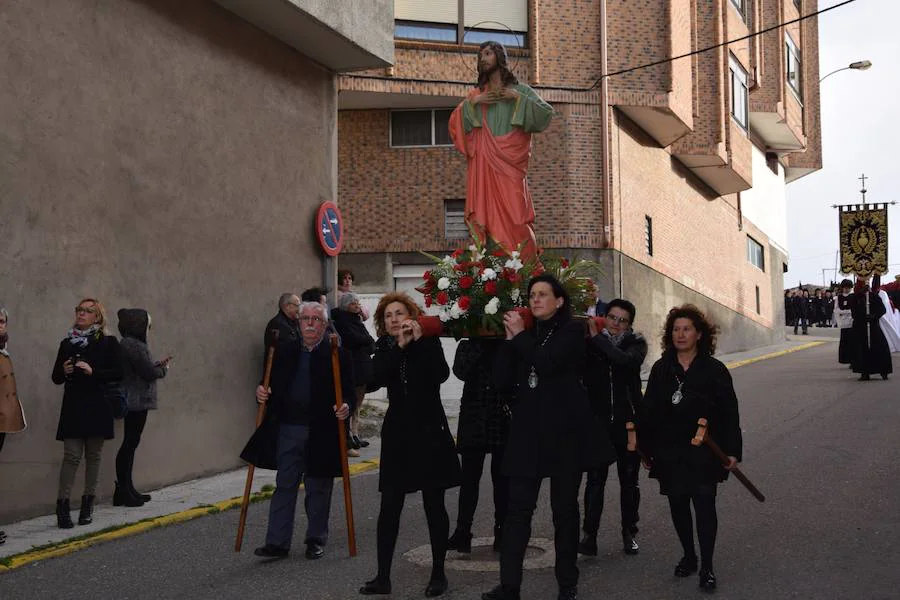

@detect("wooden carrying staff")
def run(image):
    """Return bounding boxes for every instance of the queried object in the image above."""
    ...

[625,421,652,469]
[234,330,279,552]
[691,418,766,503]
[330,334,357,557]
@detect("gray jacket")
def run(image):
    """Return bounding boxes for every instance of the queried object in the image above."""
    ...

[117,309,167,411]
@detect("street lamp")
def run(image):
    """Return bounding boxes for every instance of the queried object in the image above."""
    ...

[819,60,873,83]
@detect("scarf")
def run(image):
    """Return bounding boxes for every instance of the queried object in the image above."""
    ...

[604,328,629,347]
[0,333,8,357]
[67,325,100,348]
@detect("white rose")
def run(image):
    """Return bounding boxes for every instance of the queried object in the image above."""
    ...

[510,288,520,302]
[481,268,497,281]
[485,297,501,315]
[504,258,523,270]
[437,277,451,290]
[450,302,462,319]
[439,308,452,322]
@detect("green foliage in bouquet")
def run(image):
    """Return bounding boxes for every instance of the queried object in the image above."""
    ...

[418,231,603,338]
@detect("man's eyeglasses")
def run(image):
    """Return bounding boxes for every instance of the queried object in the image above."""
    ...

[606,315,630,325]
[75,307,97,315]
[299,316,325,324]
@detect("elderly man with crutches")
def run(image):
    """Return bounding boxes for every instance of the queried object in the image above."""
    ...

[239,301,356,560]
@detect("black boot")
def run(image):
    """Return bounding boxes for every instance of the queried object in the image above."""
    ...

[577,533,597,556]
[447,529,473,553]
[622,530,639,555]
[56,498,74,529]
[113,481,144,507]
[78,495,95,525]
[129,482,151,503]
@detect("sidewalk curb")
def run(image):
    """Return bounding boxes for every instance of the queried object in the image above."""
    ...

[723,341,827,370]
[0,459,380,573]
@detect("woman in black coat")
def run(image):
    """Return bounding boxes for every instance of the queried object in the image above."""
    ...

[359,292,461,598]
[640,304,742,593]
[447,338,510,554]
[51,298,123,529]
[331,292,375,450]
[835,280,855,365]
[849,277,892,381]
[483,274,614,600]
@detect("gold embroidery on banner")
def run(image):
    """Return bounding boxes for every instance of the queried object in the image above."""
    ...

[839,207,889,276]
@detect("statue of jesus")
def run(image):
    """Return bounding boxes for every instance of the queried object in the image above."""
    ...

[449,41,553,260]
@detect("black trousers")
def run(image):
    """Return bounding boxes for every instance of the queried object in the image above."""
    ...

[115,410,148,489]
[501,471,582,591]
[376,488,448,582]
[667,490,718,570]
[0,432,5,454]
[456,447,508,534]
[582,443,640,536]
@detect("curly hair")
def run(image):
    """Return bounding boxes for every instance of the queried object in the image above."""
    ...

[661,304,719,355]
[374,292,422,338]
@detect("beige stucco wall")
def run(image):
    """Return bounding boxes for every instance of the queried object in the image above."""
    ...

[0,0,340,521]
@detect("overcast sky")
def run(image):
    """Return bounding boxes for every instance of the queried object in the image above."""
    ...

[785,0,900,288]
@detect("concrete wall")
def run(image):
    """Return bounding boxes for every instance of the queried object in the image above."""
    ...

[0,0,338,521]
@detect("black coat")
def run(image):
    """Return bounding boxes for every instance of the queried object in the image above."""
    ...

[836,294,855,364]
[331,309,375,388]
[791,295,809,318]
[240,337,355,477]
[495,315,615,478]
[583,331,648,446]
[452,339,510,453]
[849,292,893,376]
[262,312,301,369]
[373,335,461,493]
[640,351,742,491]
[51,333,123,441]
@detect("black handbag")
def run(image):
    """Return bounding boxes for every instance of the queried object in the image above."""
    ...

[104,381,128,419]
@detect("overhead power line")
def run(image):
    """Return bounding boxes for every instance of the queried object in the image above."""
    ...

[586,0,860,90]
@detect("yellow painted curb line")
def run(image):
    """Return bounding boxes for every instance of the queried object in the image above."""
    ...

[0,459,380,573]
[724,341,827,370]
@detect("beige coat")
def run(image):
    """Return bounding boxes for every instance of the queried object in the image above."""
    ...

[0,354,26,433]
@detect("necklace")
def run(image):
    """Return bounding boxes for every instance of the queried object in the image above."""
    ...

[671,373,684,405]
[527,324,557,389]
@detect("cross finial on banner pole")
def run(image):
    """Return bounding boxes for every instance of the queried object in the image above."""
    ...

[859,173,868,206]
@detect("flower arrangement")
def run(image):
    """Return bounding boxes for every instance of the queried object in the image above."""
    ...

[417,235,603,338]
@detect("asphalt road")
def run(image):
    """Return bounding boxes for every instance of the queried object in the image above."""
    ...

[1,343,897,600]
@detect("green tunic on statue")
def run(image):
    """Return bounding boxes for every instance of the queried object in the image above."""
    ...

[458,83,553,135]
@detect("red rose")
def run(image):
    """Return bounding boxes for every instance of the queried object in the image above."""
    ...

[453,263,467,272]
[485,281,498,295]
[505,269,520,283]
[532,264,545,276]
[458,296,471,310]
[451,248,464,258]
[437,291,449,305]
[424,295,433,307]
[459,276,474,289]
[560,259,569,268]
[492,249,508,257]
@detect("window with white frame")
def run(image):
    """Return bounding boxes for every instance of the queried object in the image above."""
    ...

[747,236,765,271]
[444,200,468,239]
[390,109,453,147]
[394,0,528,47]
[785,34,802,100]
[729,54,749,129]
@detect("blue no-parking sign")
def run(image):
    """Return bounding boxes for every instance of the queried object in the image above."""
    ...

[316,201,344,257]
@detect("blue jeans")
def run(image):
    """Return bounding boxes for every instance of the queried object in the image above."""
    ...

[265,424,335,549]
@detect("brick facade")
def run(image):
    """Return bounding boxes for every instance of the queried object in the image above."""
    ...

[337,0,822,343]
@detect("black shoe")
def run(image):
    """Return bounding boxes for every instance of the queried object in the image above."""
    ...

[425,576,448,597]
[348,435,361,450]
[113,481,144,507]
[305,542,325,560]
[492,524,503,552]
[674,555,698,577]
[699,568,717,592]
[859,374,871,381]
[482,585,521,600]
[577,534,597,556]
[558,587,578,600]
[130,484,151,502]
[881,373,889,380]
[622,532,639,555]
[0,530,7,545]
[56,498,74,529]
[253,544,289,558]
[77,495,95,526]
[447,529,473,553]
[352,434,370,448]
[359,578,391,595]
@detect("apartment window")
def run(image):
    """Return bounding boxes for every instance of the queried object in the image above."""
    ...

[390,109,453,147]
[644,216,654,257]
[729,54,749,129]
[785,34,802,100]
[747,236,765,271]
[394,0,528,48]
[730,0,746,19]
[444,200,468,239]
[755,285,761,314]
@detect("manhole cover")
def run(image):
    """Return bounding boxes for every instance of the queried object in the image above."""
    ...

[404,537,555,572]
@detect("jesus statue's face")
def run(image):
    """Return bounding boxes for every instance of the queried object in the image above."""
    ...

[478,46,498,76]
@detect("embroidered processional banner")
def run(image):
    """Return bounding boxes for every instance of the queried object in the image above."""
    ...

[839,205,889,276]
